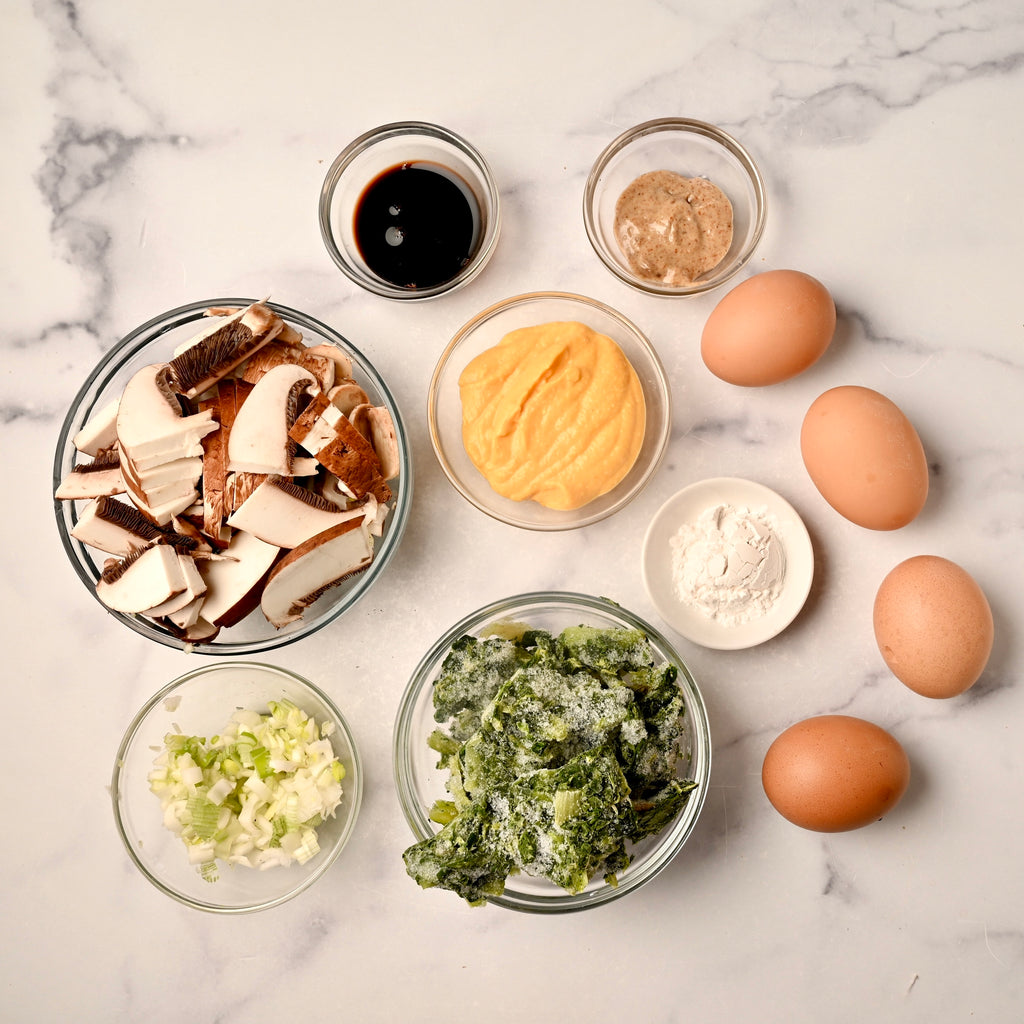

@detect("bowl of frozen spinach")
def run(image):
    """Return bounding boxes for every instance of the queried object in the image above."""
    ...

[392,591,712,913]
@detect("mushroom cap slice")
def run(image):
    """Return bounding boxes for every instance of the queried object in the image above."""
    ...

[73,397,120,456]
[260,520,374,628]
[227,363,317,475]
[142,552,207,617]
[168,301,283,399]
[55,452,125,500]
[70,495,167,556]
[95,544,188,614]
[240,341,335,391]
[226,476,367,549]
[116,363,218,462]
[196,528,280,628]
[118,446,200,525]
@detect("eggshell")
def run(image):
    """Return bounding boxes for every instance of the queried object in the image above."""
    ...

[700,269,836,386]
[762,715,910,832]
[873,555,993,698]
[800,385,928,530]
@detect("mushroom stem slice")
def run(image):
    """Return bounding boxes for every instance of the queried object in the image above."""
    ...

[326,380,367,416]
[365,406,401,480]
[307,343,353,383]
[260,520,374,629]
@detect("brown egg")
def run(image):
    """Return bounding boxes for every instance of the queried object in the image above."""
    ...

[762,715,910,832]
[700,269,836,386]
[800,385,928,530]
[873,555,994,698]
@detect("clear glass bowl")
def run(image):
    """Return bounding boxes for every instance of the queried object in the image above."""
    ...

[52,298,412,655]
[319,121,501,300]
[583,118,767,297]
[393,591,711,913]
[427,292,672,530]
[112,662,363,913]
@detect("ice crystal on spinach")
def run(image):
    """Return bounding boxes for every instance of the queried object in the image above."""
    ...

[404,622,699,905]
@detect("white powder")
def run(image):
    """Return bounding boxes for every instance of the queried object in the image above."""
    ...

[669,503,786,626]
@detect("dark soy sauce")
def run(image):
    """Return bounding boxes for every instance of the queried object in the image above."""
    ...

[354,162,480,290]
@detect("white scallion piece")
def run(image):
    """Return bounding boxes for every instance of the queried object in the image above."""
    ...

[147,699,345,881]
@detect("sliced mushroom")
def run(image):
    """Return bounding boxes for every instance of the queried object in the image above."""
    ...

[227,476,368,549]
[118,447,201,526]
[315,435,392,503]
[95,544,188,614]
[240,341,335,391]
[164,615,220,643]
[289,397,391,502]
[328,380,369,417]
[55,451,125,500]
[163,594,206,631]
[347,402,372,441]
[307,343,353,383]
[142,552,207,618]
[168,514,216,553]
[225,470,268,514]
[196,528,280,628]
[227,363,317,475]
[203,306,304,347]
[290,392,342,456]
[319,472,358,507]
[73,397,120,456]
[199,379,252,531]
[70,495,167,556]
[167,301,283,399]
[365,406,400,480]
[260,520,374,628]
[116,363,218,464]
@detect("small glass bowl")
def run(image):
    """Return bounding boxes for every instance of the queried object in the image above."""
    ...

[393,591,711,914]
[112,662,363,913]
[428,292,672,530]
[52,298,412,655]
[319,121,501,300]
[583,118,767,297]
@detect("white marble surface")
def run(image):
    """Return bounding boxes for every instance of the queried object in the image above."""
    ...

[5,0,1023,1020]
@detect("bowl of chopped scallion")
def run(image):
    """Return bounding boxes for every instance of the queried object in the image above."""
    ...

[112,662,362,913]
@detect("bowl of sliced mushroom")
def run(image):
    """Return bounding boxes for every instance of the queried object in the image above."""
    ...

[53,297,412,654]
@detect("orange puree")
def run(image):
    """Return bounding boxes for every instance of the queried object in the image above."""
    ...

[458,321,646,510]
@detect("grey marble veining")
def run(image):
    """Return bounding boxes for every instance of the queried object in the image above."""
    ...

[5,0,1024,1021]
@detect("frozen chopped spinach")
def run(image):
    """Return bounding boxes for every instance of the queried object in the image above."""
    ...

[403,624,698,904]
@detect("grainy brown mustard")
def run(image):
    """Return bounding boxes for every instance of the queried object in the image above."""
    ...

[614,170,733,285]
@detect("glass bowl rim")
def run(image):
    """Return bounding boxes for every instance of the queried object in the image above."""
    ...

[318,120,502,301]
[426,290,673,531]
[110,659,364,914]
[392,590,712,914]
[583,116,767,297]
[52,296,413,656]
